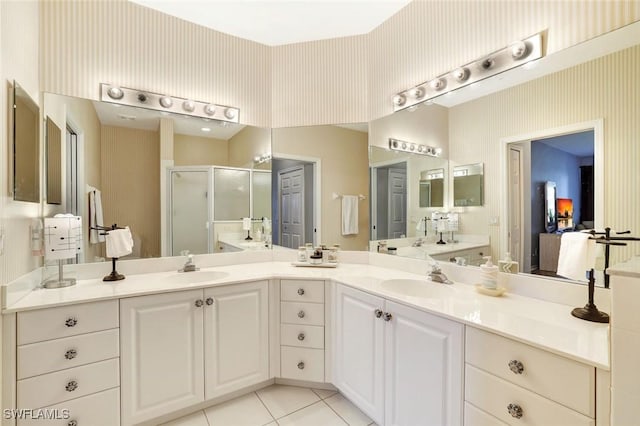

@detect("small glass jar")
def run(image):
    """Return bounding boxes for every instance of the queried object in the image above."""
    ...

[297,246,307,262]
[328,247,339,263]
[305,243,314,258]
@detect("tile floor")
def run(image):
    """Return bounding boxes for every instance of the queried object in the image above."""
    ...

[161,384,375,426]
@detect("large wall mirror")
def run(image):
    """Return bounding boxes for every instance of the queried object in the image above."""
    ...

[43,92,271,264]
[12,81,40,203]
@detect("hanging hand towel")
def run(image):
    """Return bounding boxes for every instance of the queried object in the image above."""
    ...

[341,195,359,235]
[557,232,596,282]
[89,188,105,244]
[106,226,134,259]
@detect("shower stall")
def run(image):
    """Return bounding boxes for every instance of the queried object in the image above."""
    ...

[165,166,271,256]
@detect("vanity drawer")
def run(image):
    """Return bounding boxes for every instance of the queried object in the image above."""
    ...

[17,358,120,409]
[281,324,324,349]
[465,365,594,426]
[466,327,594,417]
[281,280,324,303]
[281,302,324,326]
[18,328,119,379]
[464,402,508,426]
[17,300,119,345]
[280,346,324,382]
[17,387,120,426]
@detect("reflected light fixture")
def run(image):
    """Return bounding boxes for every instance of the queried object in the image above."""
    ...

[392,31,543,112]
[99,83,240,123]
[201,127,211,132]
[389,138,441,157]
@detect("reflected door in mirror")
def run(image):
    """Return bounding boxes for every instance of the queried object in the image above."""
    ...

[279,167,304,249]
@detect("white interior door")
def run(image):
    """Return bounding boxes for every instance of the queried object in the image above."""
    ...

[508,146,524,267]
[279,167,304,249]
[388,168,407,238]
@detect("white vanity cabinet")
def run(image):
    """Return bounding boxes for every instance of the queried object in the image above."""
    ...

[120,280,269,425]
[464,327,596,426]
[334,284,464,426]
[15,300,120,426]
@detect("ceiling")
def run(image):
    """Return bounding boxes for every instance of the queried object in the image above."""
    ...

[128,0,411,46]
[536,131,594,157]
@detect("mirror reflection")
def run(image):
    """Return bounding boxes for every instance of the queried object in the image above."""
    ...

[419,168,444,208]
[452,163,483,207]
[13,81,40,203]
[43,93,271,263]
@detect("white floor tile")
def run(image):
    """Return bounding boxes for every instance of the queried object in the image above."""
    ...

[277,401,347,426]
[256,385,320,419]
[312,388,337,400]
[204,392,274,426]
[161,410,209,426]
[325,394,372,426]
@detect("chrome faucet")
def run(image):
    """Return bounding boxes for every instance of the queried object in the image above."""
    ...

[179,252,199,272]
[412,238,424,247]
[428,263,452,284]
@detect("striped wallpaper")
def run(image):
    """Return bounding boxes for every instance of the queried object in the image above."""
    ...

[448,45,640,265]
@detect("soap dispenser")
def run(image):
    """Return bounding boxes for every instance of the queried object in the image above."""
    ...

[480,256,498,289]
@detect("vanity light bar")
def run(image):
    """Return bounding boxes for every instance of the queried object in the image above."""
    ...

[392,32,544,112]
[100,83,240,124]
[389,138,442,157]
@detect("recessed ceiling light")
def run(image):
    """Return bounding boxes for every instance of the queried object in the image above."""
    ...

[117,114,136,121]
[201,127,211,132]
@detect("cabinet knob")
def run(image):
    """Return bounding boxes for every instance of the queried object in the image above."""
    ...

[68,421,78,426]
[297,362,305,370]
[205,297,214,306]
[507,403,523,419]
[374,309,383,318]
[298,333,305,341]
[297,288,305,296]
[65,317,77,327]
[383,312,393,322]
[195,299,204,308]
[297,310,305,318]
[508,360,525,375]
[65,349,77,360]
[65,380,78,392]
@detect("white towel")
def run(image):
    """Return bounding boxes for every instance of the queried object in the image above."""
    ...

[89,189,105,244]
[341,195,359,235]
[106,226,134,258]
[557,232,596,282]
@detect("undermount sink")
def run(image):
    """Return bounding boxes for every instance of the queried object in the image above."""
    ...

[161,270,229,284]
[380,278,458,298]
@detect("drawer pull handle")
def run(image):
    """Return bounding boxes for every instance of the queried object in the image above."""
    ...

[65,317,77,327]
[374,309,383,318]
[298,333,305,341]
[68,421,78,426]
[507,403,523,419]
[508,360,524,375]
[297,362,305,370]
[297,288,305,296]
[383,312,393,322]
[65,380,78,392]
[298,310,305,318]
[65,349,78,360]
[205,297,214,306]
[195,299,204,308]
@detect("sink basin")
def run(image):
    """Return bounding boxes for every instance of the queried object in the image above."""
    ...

[380,279,457,298]
[161,270,229,284]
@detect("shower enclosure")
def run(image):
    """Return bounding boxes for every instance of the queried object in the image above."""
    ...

[166,166,271,256]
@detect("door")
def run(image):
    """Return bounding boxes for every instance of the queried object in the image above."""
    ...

[204,281,269,399]
[508,146,523,267]
[171,169,210,255]
[120,289,205,425]
[384,300,464,426]
[334,284,385,425]
[388,168,406,238]
[279,167,304,248]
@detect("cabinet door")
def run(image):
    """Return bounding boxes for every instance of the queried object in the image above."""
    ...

[384,300,463,426]
[334,284,385,425]
[204,281,269,399]
[120,289,204,425]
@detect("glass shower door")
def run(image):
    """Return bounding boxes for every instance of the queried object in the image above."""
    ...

[170,169,211,255]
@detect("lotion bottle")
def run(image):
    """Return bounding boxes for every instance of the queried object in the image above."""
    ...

[480,256,498,289]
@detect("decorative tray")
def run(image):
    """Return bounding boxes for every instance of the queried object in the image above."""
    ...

[291,262,338,268]
[475,284,507,297]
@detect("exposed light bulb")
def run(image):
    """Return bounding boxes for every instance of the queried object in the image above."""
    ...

[481,57,495,70]
[451,67,469,82]
[224,108,237,120]
[182,100,195,112]
[510,41,528,59]
[204,104,216,116]
[430,78,446,91]
[408,87,425,99]
[393,94,406,107]
[159,96,173,108]
[107,86,124,100]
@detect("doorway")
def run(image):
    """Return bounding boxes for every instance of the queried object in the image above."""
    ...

[370,162,407,240]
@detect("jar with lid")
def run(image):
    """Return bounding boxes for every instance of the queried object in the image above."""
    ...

[305,243,313,258]
[297,247,307,262]
[328,246,339,263]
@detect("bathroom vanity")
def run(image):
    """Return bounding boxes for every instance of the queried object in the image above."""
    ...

[1,252,610,426]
